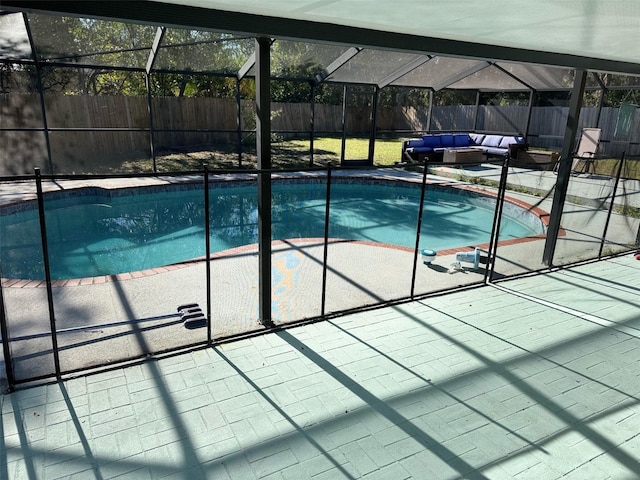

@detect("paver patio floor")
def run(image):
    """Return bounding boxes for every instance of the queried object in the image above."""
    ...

[2,254,640,479]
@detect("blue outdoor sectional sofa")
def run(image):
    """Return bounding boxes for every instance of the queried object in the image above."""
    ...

[402,132,528,162]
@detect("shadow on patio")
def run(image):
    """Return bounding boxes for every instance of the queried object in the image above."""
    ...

[2,254,639,479]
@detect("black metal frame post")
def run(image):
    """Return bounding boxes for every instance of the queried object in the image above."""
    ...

[145,73,157,172]
[34,168,61,379]
[426,90,434,132]
[410,159,430,298]
[486,158,510,283]
[599,153,625,258]
[24,13,54,174]
[255,37,273,326]
[321,164,332,317]
[203,164,212,343]
[0,266,15,391]
[310,82,316,167]
[145,26,164,173]
[367,86,379,165]
[524,90,535,139]
[593,73,605,130]
[543,69,588,266]
[236,78,243,168]
[473,91,481,132]
[340,84,348,165]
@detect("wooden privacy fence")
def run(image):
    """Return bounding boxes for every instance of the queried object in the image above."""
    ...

[1,94,639,174]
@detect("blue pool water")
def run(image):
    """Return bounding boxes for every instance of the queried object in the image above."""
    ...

[0,180,544,280]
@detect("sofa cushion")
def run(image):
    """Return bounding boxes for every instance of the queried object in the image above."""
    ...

[406,139,424,148]
[484,146,508,156]
[410,146,435,153]
[469,133,485,145]
[439,134,455,148]
[421,135,442,148]
[481,135,503,147]
[499,136,524,148]
[453,134,471,147]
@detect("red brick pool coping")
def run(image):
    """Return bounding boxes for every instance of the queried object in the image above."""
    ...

[1,234,556,289]
[1,175,562,288]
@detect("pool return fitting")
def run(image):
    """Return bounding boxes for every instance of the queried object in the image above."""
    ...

[456,247,482,270]
[422,247,485,273]
[448,247,484,273]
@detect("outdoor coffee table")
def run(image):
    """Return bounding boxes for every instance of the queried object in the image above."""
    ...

[443,148,483,163]
[515,149,560,170]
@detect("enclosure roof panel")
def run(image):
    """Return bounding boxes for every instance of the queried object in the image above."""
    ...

[325,49,425,86]
[491,62,575,91]
[597,72,640,88]
[154,29,255,73]
[390,57,484,90]
[3,0,640,77]
[445,65,529,92]
[2,0,640,91]
[165,0,640,75]
[0,13,31,61]
[270,40,353,79]
[27,14,157,68]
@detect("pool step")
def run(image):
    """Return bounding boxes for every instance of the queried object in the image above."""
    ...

[177,303,207,329]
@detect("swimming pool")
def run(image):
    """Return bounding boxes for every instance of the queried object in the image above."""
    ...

[0,178,545,280]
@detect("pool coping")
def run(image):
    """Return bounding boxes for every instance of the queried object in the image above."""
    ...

[1,171,562,288]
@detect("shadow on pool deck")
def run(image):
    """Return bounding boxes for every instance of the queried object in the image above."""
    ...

[1,238,493,382]
[2,254,639,478]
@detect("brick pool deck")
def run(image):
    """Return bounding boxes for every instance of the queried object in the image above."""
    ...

[2,253,640,479]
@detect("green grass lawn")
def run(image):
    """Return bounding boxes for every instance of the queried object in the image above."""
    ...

[283,137,403,166]
[117,137,405,173]
[114,136,640,179]
[575,157,640,178]
[294,138,640,174]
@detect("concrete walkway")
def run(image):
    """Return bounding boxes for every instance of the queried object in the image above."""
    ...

[430,162,640,209]
[2,254,639,479]
[430,163,640,267]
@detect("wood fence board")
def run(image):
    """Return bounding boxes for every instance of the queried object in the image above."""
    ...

[1,94,639,174]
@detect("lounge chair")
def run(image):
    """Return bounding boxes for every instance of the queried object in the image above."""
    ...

[571,127,601,174]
